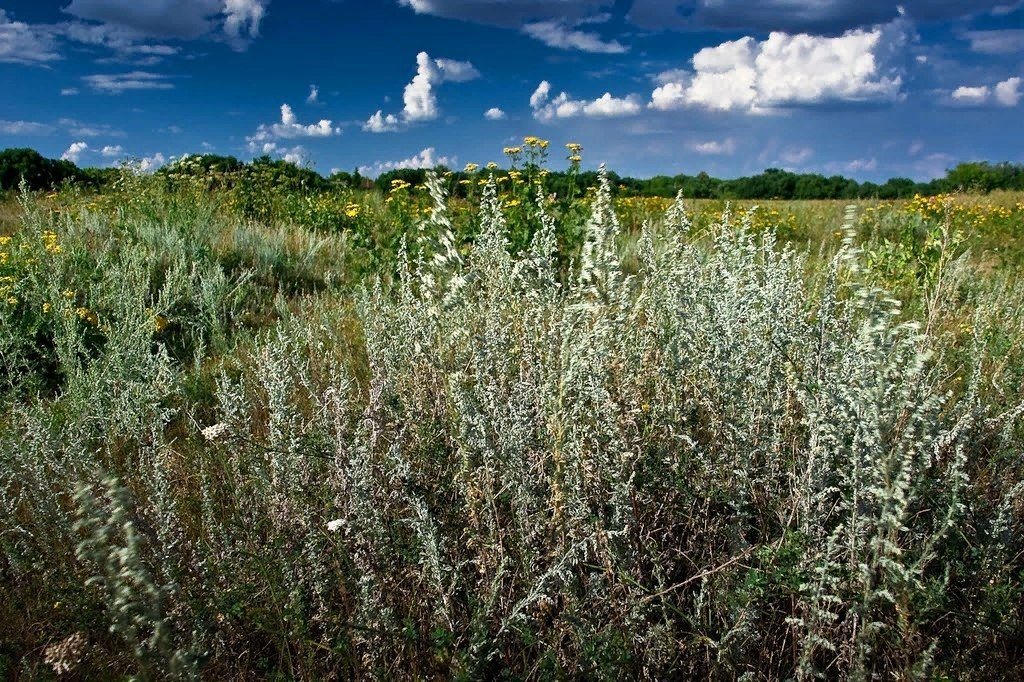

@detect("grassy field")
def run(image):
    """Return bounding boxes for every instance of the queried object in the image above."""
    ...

[1,158,1023,679]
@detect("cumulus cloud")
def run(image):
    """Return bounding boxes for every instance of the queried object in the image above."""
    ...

[530,80,641,121]
[0,9,61,64]
[0,120,55,135]
[100,144,125,157]
[139,152,166,171]
[306,84,319,104]
[951,84,991,105]
[995,76,1022,106]
[222,0,266,48]
[650,20,905,114]
[692,138,736,155]
[62,141,90,163]
[484,107,506,120]
[404,52,479,121]
[248,104,341,145]
[949,76,1021,106]
[530,81,551,109]
[522,19,626,53]
[363,110,401,133]
[367,51,480,131]
[83,70,175,93]
[359,146,455,178]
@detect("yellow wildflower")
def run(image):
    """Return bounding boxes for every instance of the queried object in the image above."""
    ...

[76,307,98,325]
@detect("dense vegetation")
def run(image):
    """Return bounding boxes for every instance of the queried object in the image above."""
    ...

[1,141,1023,679]
[4,145,1024,199]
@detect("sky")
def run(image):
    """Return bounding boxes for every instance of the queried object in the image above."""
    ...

[0,1,1022,181]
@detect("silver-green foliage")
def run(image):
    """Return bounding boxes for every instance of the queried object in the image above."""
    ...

[1,170,1021,679]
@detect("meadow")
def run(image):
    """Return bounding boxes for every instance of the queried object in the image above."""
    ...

[1,141,1023,679]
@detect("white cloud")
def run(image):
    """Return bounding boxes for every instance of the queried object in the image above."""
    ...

[139,152,166,172]
[692,138,736,155]
[650,21,905,114]
[306,84,319,104]
[994,76,1022,106]
[359,147,455,178]
[950,77,1020,106]
[652,68,690,86]
[62,142,90,163]
[404,52,479,121]
[952,85,991,105]
[530,80,551,109]
[402,51,440,122]
[363,110,401,133]
[100,144,125,157]
[0,9,61,64]
[484,107,506,120]
[83,70,175,93]
[0,120,54,135]
[367,51,480,131]
[522,19,627,54]
[530,81,642,121]
[223,0,267,49]
[248,103,341,145]
[61,87,80,95]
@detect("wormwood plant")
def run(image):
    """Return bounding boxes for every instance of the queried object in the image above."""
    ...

[0,169,1021,679]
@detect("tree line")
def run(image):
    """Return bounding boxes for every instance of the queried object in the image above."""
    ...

[3,146,1024,200]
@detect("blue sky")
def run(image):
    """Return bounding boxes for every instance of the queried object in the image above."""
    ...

[1,1,1022,180]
